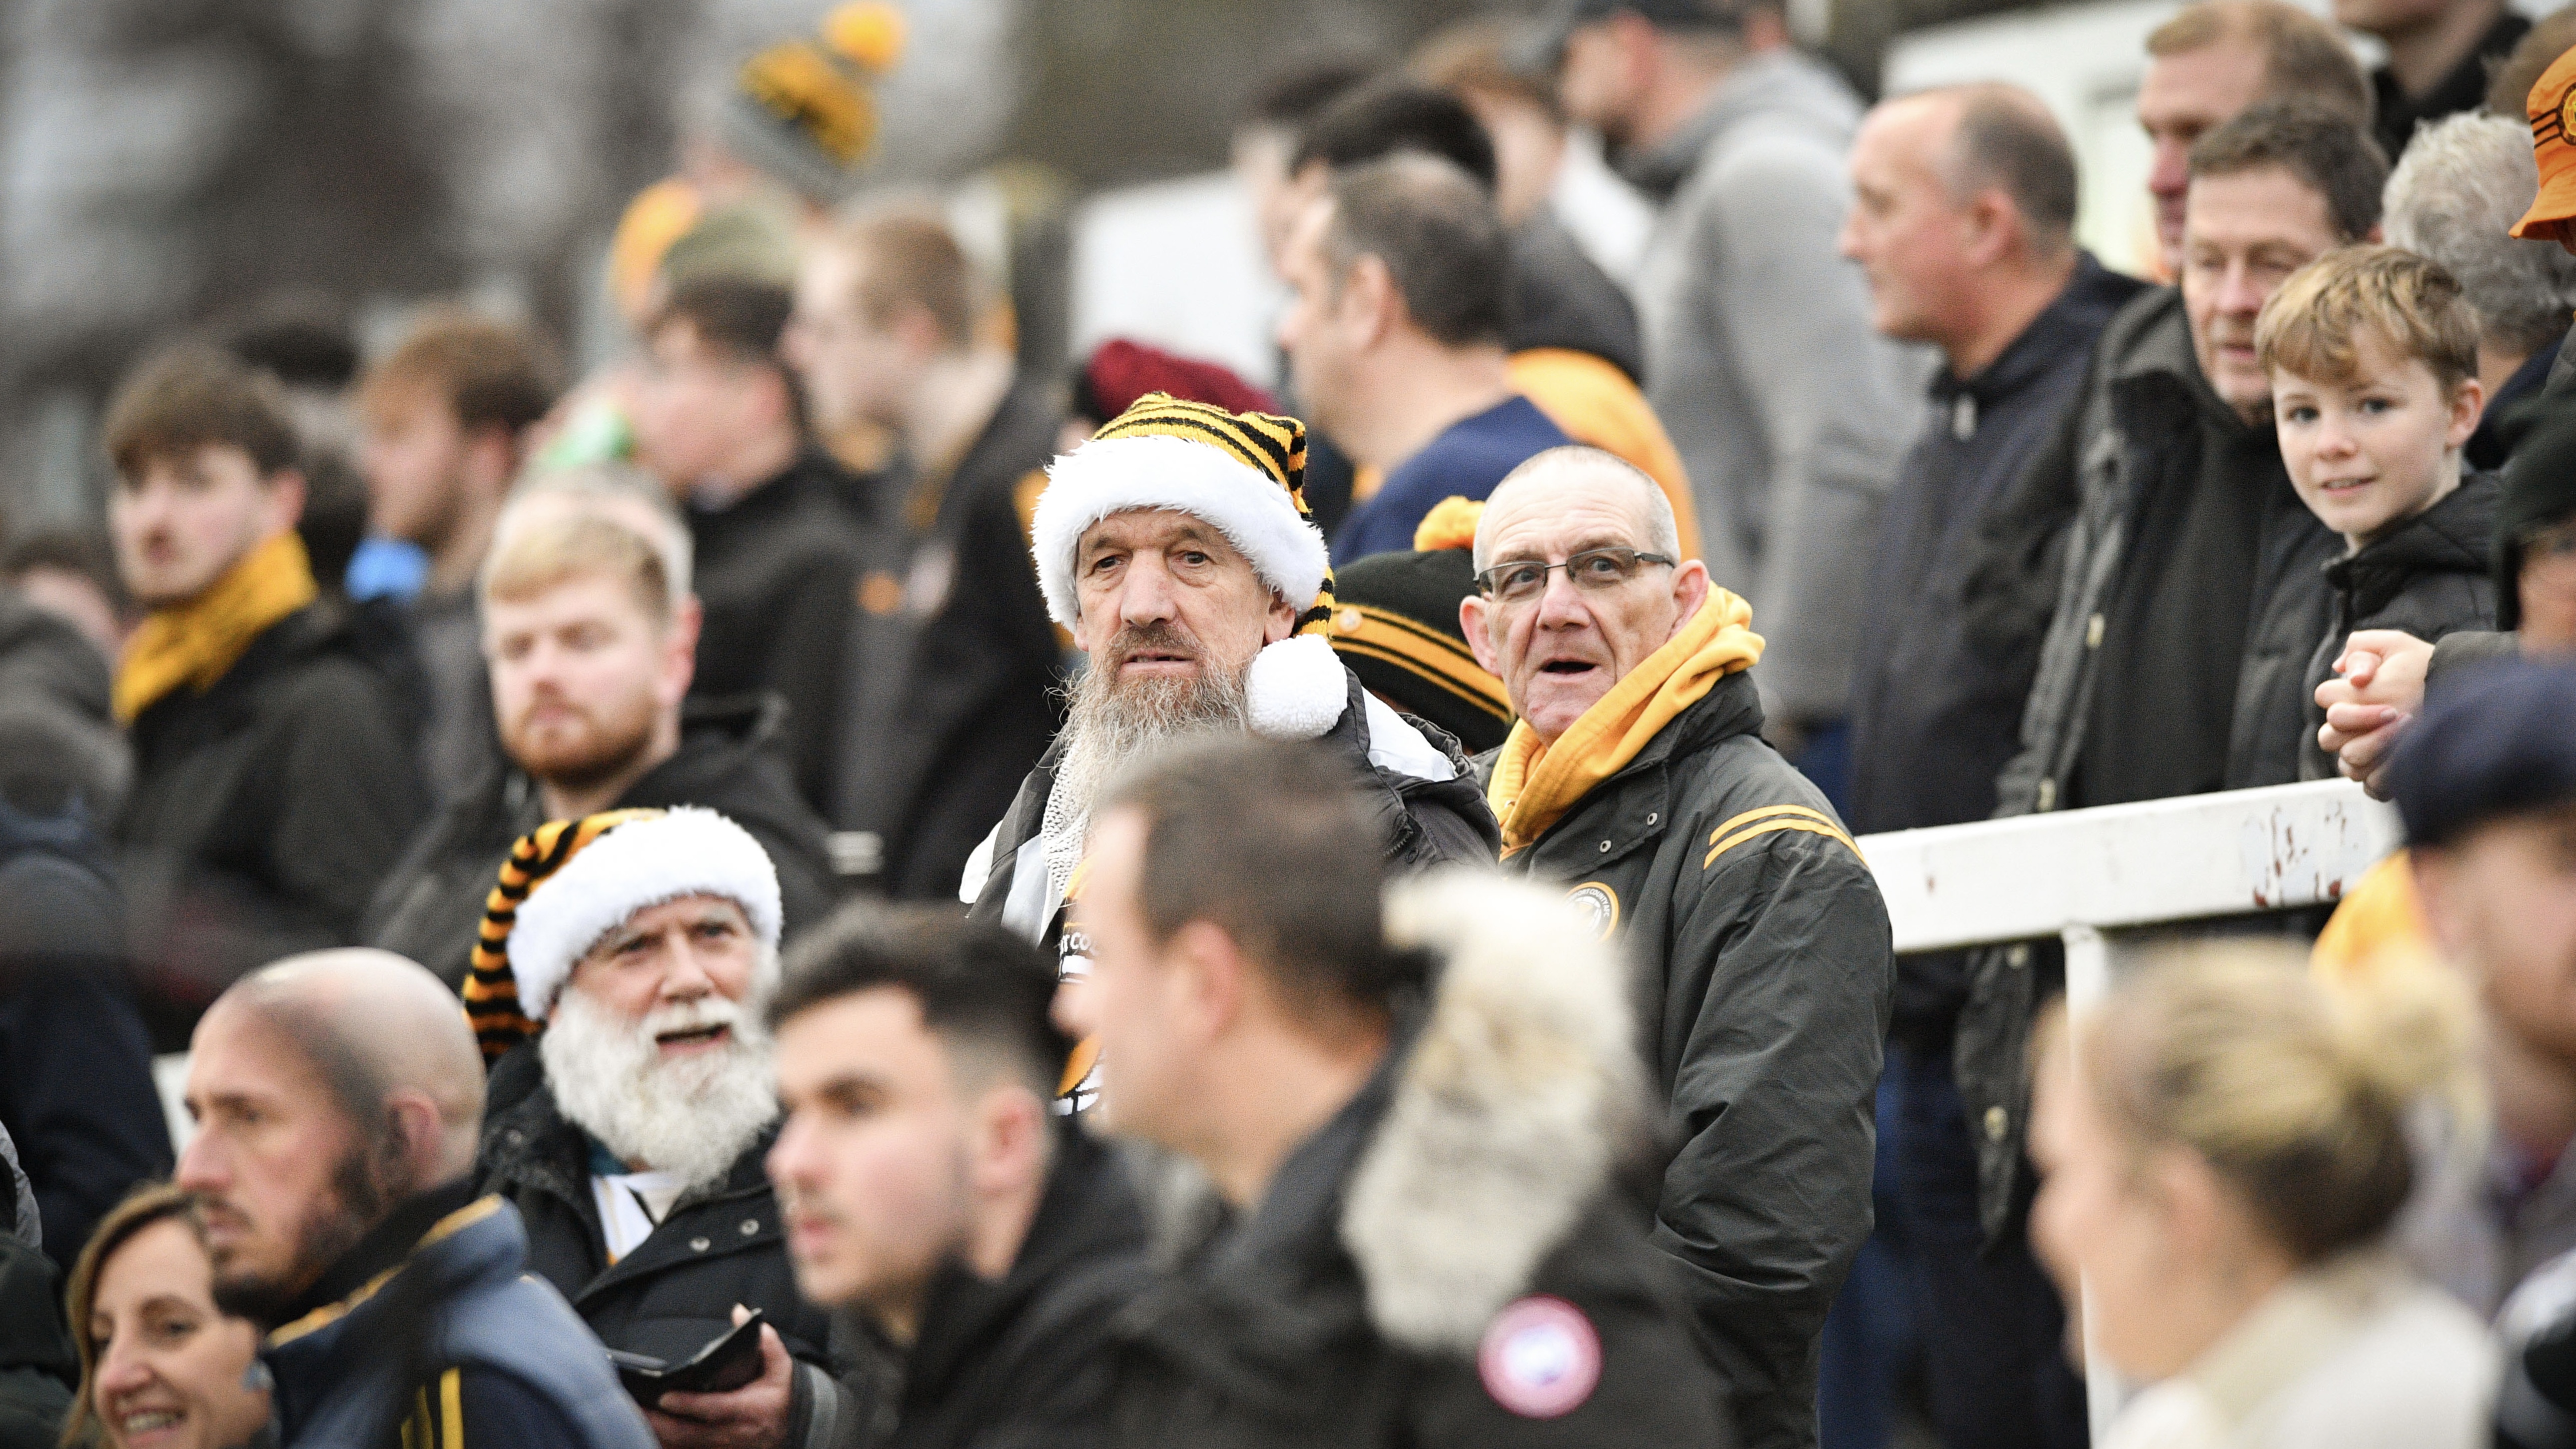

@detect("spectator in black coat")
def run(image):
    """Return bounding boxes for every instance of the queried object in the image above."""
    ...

[2253,245,2504,778]
[767,904,1153,1449]
[0,1123,74,1449]
[468,808,865,1449]
[365,467,837,988]
[1838,81,2141,1449]
[635,276,868,820]
[788,210,1067,900]
[101,348,425,1048]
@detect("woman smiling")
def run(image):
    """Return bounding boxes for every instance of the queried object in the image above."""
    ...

[61,1186,270,1449]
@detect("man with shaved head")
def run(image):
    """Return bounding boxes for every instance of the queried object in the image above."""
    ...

[1461,445,1892,1449]
[179,948,651,1449]
[1837,81,2135,1449]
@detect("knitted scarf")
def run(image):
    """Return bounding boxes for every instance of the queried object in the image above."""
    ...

[1486,589,1763,857]
[113,530,318,723]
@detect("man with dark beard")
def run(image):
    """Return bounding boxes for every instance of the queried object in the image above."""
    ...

[466,807,867,1449]
[364,466,838,989]
[960,394,1496,1110]
[177,948,652,1449]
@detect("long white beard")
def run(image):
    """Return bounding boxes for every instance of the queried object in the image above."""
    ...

[1044,657,1251,901]
[542,981,780,1192]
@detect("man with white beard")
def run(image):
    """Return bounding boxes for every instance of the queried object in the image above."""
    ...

[467,806,869,1449]
[959,394,1496,1107]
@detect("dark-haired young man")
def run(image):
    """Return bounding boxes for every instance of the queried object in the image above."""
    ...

[768,905,1149,1448]
[1278,155,1569,564]
[104,347,425,1044]
[1066,735,1731,1449]
[357,308,560,797]
[636,275,867,817]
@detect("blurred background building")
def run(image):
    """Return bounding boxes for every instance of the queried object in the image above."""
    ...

[0,0,2544,533]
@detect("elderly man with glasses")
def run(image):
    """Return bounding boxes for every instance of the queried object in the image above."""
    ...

[1462,445,1894,1449]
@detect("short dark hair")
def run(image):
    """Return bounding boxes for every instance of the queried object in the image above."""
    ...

[2187,99,2388,244]
[769,902,1072,1098]
[363,308,560,436]
[1944,84,2078,249]
[651,275,805,429]
[1099,736,1417,1033]
[1240,54,1380,133]
[101,346,300,480]
[1325,155,1512,348]
[1291,79,1500,191]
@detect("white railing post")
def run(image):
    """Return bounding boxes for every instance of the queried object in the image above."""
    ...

[1855,779,2404,1440]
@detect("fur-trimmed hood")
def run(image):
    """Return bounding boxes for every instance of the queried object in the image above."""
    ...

[1130,869,1647,1358]
[1342,869,1649,1353]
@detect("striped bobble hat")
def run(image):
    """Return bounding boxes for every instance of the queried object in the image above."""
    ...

[721,2,906,205]
[463,807,783,1062]
[1033,393,1354,738]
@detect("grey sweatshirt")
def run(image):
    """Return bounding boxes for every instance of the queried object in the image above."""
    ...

[1626,50,1928,724]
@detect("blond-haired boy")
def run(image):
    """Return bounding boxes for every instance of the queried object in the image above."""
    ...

[2256,245,2502,778]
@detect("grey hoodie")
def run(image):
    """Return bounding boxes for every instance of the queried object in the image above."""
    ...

[1626,50,1927,724]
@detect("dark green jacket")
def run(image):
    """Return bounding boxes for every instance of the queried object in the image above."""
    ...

[1485,669,1891,1449]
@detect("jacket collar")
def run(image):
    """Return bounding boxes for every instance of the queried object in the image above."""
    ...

[1933,253,2146,407]
[2323,471,2500,609]
[2104,288,2263,440]
[265,1178,487,1341]
[900,1124,1145,1400]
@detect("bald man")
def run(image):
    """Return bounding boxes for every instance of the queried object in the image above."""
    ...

[1837,82,2131,1449]
[1462,446,1893,1449]
[180,949,652,1449]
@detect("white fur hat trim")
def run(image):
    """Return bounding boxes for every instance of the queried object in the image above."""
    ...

[1246,634,1350,740]
[1031,433,1330,629]
[508,806,782,1021]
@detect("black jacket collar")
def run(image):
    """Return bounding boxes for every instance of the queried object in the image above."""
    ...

[2323,471,2501,617]
[900,1125,1146,1401]
[1933,253,2148,408]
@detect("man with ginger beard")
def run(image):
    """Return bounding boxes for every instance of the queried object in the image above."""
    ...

[960,395,1495,1109]
[465,808,870,1449]
[364,466,836,991]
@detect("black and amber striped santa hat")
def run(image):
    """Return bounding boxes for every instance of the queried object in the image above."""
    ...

[1033,392,1355,737]
[462,807,782,1062]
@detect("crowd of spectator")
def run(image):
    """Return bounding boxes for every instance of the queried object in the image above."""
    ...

[7,0,2576,1447]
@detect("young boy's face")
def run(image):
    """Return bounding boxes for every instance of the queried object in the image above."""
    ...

[2271,330,2482,549]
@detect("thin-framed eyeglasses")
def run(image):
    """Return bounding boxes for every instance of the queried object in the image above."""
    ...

[1473,547,1676,604]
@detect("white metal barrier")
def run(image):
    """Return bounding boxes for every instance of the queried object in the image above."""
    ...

[1854,776,2405,1438]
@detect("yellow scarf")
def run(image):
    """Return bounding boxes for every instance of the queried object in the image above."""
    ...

[113,531,319,723]
[1487,589,1764,856]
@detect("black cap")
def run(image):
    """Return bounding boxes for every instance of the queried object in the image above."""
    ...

[2499,409,2576,631]
[2387,657,2576,848]
[1526,0,1746,69]
[1325,547,1514,754]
